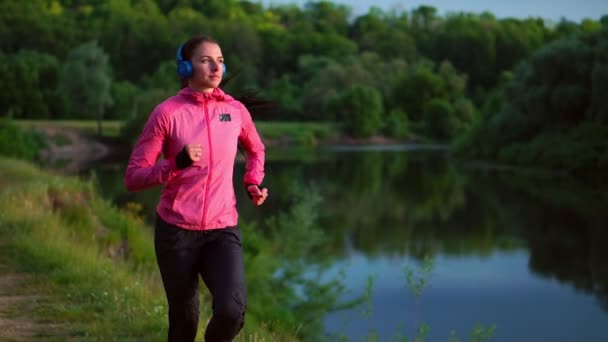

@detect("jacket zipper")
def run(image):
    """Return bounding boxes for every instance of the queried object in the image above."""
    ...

[201,101,213,228]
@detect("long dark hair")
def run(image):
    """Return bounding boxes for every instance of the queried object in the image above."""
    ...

[224,77,274,119]
[179,34,274,118]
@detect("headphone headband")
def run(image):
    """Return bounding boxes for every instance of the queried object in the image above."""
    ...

[177,44,185,63]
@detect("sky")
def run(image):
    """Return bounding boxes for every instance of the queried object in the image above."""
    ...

[257,0,608,22]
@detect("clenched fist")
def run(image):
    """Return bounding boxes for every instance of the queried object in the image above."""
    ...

[184,144,202,162]
[247,184,269,206]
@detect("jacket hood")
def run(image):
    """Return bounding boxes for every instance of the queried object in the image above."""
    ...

[178,87,234,104]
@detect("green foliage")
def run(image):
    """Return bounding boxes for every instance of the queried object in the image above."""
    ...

[393,62,445,121]
[304,1,351,35]
[455,25,608,170]
[0,162,167,339]
[423,98,459,140]
[329,85,384,137]
[384,109,410,139]
[404,255,434,298]
[391,60,475,140]
[265,75,303,118]
[351,10,418,60]
[254,121,335,146]
[588,24,608,123]
[252,181,356,338]
[0,157,323,340]
[98,0,172,82]
[431,14,498,90]
[496,125,608,170]
[0,0,84,57]
[107,80,138,120]
[0,118,46,161]
[1,0,605,148]
[296,53,397,121]
[0,50,65,119]
[59,40,113,134]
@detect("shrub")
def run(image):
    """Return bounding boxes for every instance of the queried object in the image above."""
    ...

[0,118,46,160]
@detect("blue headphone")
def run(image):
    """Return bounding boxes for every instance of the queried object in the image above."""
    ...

[176,44,226,79]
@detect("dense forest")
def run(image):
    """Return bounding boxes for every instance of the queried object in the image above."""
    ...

[1,0,606,170]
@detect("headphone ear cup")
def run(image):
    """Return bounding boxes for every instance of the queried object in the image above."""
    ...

[177,60,193,79]
[176,44,193,79]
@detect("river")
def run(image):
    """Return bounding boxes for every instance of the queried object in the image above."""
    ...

[82,145,608,342]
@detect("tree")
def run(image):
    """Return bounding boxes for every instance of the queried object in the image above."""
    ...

[304,1,351,35]
[423,98,458,140]
[328,85,384,137]
[0,50,64,119]
[351,10,418,60]
[0,0,83,57]
[59,41,113,135]
[392,61,445,121]
[588,21,608,123]
[431,14,497,91]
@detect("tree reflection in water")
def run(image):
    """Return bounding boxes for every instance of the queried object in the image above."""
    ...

[88,148,608,339]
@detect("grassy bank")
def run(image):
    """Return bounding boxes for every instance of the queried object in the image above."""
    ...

[255,121,336,145]
[0,157,294,341]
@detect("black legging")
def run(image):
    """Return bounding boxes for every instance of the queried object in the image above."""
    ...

[154,215,246,342]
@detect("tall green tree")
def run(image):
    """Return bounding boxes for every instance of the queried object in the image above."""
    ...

[328,84,384,137]
[59,41,113,135]
[0,50,64,119]
[454,19,608,170]
[350,8,417,60]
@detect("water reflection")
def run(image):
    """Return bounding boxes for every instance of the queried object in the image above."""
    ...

[86,147,608,340]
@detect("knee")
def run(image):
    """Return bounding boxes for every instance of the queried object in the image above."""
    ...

[214,292,246,324]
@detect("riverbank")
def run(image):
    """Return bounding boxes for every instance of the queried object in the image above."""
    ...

[0,157,297,341]
[18,119,420,175]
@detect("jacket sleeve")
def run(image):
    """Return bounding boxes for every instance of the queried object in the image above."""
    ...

[124,107,178,192]
[238,105,265,187]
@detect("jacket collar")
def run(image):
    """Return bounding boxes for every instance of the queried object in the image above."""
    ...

[178,87,233,104]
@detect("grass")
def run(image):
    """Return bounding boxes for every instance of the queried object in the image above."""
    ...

[0,157,296,341]
[255,121,336,146]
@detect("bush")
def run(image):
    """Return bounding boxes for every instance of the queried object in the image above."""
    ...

[384,109,410,139]
[0,118,46,160]
[423,98,459,140]
[328,84,383,138]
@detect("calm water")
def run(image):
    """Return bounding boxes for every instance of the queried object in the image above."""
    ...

[88,146,608,342]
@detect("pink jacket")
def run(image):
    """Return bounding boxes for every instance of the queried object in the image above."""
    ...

[124,87,265,230]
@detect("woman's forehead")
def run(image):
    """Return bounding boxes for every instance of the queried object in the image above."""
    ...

[193,42,222,57]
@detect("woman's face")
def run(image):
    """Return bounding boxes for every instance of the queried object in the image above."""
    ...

[188,42,224,93]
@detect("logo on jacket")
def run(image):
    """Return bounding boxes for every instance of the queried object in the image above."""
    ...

[219,113,231,122]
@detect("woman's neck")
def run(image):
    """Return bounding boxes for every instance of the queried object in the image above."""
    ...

[188,85,215,94]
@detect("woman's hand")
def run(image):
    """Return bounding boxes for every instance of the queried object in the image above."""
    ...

[185,144,202,162]
[247,185,268,206]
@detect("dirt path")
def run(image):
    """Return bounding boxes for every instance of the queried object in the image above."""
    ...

[0,126,105,340]
[37,126,111,175]
[0,263,61,341]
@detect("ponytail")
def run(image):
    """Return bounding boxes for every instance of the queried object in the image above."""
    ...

[221,72,274,118]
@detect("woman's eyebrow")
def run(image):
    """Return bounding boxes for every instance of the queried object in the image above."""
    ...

[198,54,224,59]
